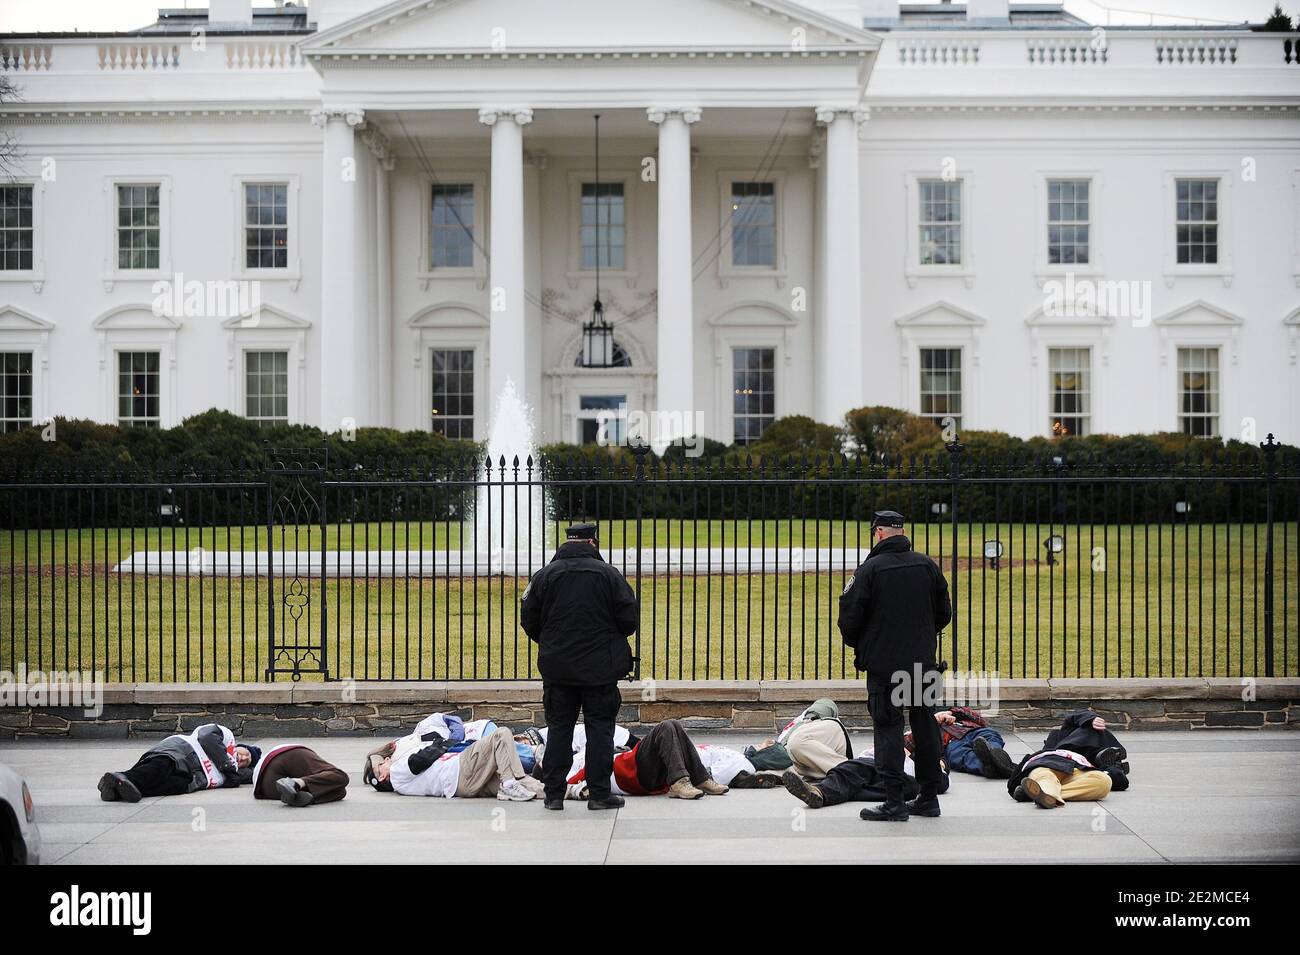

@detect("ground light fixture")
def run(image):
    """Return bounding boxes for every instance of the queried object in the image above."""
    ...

[984,539,1004,569]
[1043,533,1065,565]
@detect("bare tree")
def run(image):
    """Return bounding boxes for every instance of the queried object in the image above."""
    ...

[0,74,23,180]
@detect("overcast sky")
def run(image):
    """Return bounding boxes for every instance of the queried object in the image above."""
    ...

[0,0,1287,33]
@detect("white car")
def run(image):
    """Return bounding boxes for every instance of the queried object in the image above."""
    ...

[0,763,41,865]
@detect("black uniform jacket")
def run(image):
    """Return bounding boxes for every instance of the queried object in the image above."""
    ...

[521,541,639,686]
[836,535,952,687]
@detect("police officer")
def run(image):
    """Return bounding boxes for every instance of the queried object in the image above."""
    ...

[837,510,952,822]
[521,522,638,811]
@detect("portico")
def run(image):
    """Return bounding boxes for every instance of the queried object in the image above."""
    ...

[301,0,878,442]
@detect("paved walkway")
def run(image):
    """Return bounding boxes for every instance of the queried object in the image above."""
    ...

[4,730,1297,864]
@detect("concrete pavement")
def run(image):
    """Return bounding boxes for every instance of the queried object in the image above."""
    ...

[4,730,1297,864]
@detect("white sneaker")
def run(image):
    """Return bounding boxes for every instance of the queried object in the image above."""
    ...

[518,775,546,796]
[496,777,535,801]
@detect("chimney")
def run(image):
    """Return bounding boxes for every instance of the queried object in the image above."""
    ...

[209,0,254,27]
[967,0,1011,25]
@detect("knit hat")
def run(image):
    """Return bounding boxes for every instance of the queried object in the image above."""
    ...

[237,743,263,769]
[363,740,397,792]
[808,698,839,721]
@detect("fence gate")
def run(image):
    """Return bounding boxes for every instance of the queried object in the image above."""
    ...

[264,449,329,681]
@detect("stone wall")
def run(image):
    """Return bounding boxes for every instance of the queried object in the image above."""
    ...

[1,678,1296,739]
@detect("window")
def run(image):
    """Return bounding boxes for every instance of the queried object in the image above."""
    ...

[430,183,475,269]
[1048,347,1091,437]
[577,394,627,445]
[116,184,161,270]
[919,179,961,266]
[0,185,33,272]
[919,347,962,430]
[430,349,474,438]
[118,351,160,428]
[1047,179,1090,265]
[0,351,32,433]
[244,350,288,426]
[733,347,775,444]
[580,183,624,270]
[1176,178,1218,265]
[730,181,776,267]
[572,340,632,368]
[1178,346,1220,437]
[244,183,288,270]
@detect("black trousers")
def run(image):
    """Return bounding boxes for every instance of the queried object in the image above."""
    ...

[868,684,943,801]
[634,720,710,790]
[124,754,192,797]
[542,682,621,801]
[817,756,949,806]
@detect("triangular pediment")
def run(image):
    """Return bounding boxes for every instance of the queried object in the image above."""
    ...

[220,305,312,330]
[1154,300,1244,327]
[92,305,181,331]
[895,301,985,328]
[0,305,54,332]
[304,0,878,53]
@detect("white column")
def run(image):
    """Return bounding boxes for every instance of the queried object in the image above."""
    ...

[314,107,366,430]
[814,105,868,425]
[648,106,701,439]
[479,107,533,422]
[375,155,394,425]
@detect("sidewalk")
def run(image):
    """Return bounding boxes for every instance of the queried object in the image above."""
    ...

[4,730,1297,864]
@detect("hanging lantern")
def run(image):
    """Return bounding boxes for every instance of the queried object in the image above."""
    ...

[578,113,614,369]
[582,299,614,368]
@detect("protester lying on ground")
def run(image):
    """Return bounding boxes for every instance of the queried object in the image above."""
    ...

[906,706,1016,780]
[695,742,782,789]
[253,743,350,807]
[98,724,260,803]
[1006,710,1130,809]
[743,699,850,774]
[364,712,545,801]
[543,718,729,800]
[523,721,780,790]
[782,750,950,809]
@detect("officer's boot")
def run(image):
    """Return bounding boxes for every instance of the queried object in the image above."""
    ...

[905,782,941,818]
[860,785,909,822]
[588,793,626,810]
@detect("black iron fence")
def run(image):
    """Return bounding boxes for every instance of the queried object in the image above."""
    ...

[2,439,1296,682]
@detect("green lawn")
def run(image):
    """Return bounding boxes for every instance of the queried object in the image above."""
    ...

[2,520,1296,682]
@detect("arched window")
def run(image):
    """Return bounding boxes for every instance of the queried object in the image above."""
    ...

[573,340,632,367]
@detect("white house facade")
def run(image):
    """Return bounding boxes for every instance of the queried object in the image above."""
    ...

[0,0,1297,445]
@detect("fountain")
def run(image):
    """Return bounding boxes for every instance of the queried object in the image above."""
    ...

[475,378,550,571]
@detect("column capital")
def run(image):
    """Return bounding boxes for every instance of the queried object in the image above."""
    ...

[815,104,870,127]
[647,106,702,125]
[478,107,534,127]
[310,107,366,128]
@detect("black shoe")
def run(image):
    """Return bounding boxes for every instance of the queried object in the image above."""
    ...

[588,794,625,810]
[781,770,824,809]
[544,798,565,811]
[1094,746,1128,772]
[905,794,941,817]
[973,736,1016,779]
[1012,783,1030,803]
[860,801,909,822]
[98,772,140,804]
[277,777,313,807]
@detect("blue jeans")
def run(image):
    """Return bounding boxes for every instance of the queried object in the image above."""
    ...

[945,727,1005,776]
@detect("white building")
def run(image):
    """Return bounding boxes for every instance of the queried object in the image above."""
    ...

[0,0,1297,446]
